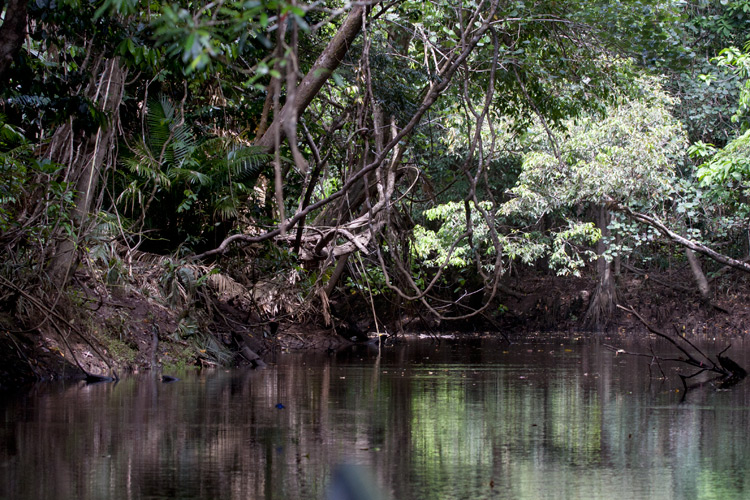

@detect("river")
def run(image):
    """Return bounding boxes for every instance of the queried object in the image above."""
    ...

[1,334,750,499]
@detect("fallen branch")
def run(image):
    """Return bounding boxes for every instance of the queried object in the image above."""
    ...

[613,304,746,391]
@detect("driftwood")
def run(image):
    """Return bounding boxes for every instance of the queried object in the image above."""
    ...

[606,304,746,393]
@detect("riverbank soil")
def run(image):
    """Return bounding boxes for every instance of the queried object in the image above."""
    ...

[1,264,748,389]
[494,267,750,337]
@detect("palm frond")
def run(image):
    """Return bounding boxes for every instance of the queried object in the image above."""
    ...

[171,132,196,164]
[90,211,122,239]
[120,143,169,183]
[206,273,247,297]
[196,135,269,184]
[169,167,211,186]
[7,94,51,111]
[145,96,174,160]
[196,136,226,156]
[225,145,270,181]
[145,96,196,165]
[116,180,147,214]
[212,194,240,220]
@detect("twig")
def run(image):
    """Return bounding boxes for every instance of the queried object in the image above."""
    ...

[649,346,666,379]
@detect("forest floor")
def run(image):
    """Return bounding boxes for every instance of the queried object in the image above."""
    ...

[1,265,749,390]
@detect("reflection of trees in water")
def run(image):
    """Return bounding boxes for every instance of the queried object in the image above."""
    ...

[2,341,750,499]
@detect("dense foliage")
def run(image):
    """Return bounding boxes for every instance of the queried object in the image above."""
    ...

[1,0,749,337]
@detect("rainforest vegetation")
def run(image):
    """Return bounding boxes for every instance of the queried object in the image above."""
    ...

[1,0,750,381]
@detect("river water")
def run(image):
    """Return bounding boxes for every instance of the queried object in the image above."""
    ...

[1,334,750,500]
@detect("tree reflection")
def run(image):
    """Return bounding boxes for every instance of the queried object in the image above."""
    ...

[1,338,750,499]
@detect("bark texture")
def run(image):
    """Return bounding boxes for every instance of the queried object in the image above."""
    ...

[255,4,368,152]
[47,58,128,286]
[585,206,617,328]
[685,248,711,303]
[0,0,28,81]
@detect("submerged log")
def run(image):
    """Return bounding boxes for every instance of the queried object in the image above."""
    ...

[718,350,748,378]
[85,370,119,385]
[231,330,266,368]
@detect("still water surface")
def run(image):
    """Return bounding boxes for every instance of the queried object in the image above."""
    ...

[2,335,750,499]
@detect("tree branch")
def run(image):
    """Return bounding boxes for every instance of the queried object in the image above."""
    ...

[255,3,373,151]
[607,199,750,274]
[193,0,500,261]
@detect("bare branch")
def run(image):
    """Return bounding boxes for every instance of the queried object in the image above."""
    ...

[608,199,750,274]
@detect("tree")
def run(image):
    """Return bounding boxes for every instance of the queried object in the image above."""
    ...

[685,42,750,273]
[2,0,738,339]
[503,79,687,326]
[46,57,128,286]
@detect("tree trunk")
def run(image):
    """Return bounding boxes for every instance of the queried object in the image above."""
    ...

[685,248,711,303]
[255,4,372,151]
[47,58,127,287]
[0,0,28,81]
[584,205,617,329]
[324,254,350,298]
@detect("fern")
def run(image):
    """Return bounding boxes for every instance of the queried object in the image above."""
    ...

[117,95,271,243]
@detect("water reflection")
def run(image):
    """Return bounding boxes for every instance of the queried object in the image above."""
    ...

[1,336,750,499]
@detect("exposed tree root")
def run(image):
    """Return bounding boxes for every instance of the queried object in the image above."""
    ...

[0,275,116,381]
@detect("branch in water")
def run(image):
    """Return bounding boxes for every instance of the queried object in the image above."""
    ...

[610,304,746,392]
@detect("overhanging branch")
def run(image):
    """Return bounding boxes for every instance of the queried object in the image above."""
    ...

[606,199,750,274]
[192,0,501,261]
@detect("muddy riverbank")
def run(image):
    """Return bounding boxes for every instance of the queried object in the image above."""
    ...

[1,265,748,390]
